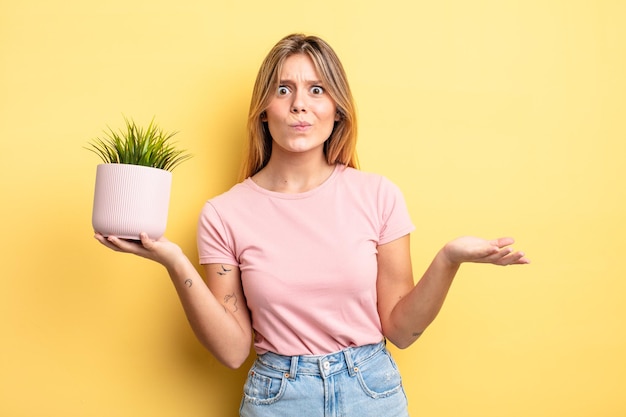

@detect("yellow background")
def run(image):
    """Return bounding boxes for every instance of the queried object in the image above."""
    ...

[1,0,624,416]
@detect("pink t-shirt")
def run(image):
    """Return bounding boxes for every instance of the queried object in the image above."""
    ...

[197,164,415,356]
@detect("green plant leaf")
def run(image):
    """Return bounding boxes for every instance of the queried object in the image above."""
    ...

[85,116,191,171]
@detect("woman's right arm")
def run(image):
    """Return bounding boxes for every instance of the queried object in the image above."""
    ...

[95,233,253,369]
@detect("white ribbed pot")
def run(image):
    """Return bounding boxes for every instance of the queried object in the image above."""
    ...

[92,164,172,240]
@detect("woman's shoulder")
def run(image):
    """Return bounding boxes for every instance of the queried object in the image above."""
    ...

[338,164,397,190]
[204,180,256,209]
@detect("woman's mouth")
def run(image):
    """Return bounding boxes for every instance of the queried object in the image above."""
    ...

[290,122,312,131]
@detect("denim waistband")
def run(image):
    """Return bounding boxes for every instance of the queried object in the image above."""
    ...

[256,340,386,380]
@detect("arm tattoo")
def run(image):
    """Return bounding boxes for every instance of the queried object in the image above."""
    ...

[224,293,239,313]
[184,279,193,288]
[217,265,232,276]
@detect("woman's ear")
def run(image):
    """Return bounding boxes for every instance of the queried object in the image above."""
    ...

[260,111,267,122]
[335,111,341,122]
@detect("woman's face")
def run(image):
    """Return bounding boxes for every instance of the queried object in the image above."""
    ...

[263,53,339,158]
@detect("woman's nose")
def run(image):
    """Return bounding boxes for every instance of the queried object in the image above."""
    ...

[291,90,307,113]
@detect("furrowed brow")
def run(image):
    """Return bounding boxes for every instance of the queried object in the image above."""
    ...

[279,78,323,85]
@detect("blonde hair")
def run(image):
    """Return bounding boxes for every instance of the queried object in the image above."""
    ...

[239,33,358,180]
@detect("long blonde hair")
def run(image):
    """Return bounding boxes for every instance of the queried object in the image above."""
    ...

[239,34,359,180]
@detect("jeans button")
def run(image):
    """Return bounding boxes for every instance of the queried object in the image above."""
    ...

[323,361,330,370]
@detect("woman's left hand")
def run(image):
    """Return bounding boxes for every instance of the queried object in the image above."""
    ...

[442,236,530,267]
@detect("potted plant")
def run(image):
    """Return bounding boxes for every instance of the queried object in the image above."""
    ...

[87,117,191,240]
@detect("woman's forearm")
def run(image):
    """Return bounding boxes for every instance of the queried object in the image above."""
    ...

[388,248,460,348]
[165,256,252,369]
[95,234,252,368]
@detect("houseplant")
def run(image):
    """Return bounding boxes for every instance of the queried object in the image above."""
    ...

[87,117,191,240]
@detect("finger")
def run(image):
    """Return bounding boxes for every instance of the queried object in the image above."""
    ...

[470,241,501,258]
[509,252,530,265]
[138,233,164,255]
[478,246,514,264]
[94,234,123,252]
[138,232,154,249]
[492,237,515,248]
[106,235,145,254]
[496,250,530,266]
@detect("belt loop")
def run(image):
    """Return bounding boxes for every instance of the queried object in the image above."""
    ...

[287,355,298,380]
[343,347,357,377]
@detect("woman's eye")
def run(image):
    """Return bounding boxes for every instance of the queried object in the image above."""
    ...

[277,86,289,95]
[311,86,324,95]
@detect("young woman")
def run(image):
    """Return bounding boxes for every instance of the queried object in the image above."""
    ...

[96,33,529,417]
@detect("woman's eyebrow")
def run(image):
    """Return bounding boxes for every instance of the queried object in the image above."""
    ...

[279,78,323,85]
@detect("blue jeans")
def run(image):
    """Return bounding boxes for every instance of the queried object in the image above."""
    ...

[240,340,409,417]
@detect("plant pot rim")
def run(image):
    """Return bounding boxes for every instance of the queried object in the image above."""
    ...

[96,163,172,173]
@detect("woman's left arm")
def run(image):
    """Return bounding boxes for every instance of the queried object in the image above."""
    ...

[377,235,530,349]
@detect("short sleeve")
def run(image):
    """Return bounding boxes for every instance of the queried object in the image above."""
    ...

[377,177,415,245]
[197,201,239,265]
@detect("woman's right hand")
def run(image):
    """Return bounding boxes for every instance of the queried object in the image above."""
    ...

[94,232,185,269]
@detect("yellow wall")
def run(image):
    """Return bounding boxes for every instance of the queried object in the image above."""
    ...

[1,1,624,416]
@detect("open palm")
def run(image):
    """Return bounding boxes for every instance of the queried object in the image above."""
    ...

[443,236,530,266]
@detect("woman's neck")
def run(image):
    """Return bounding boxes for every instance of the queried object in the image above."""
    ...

[252,153,335,194]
